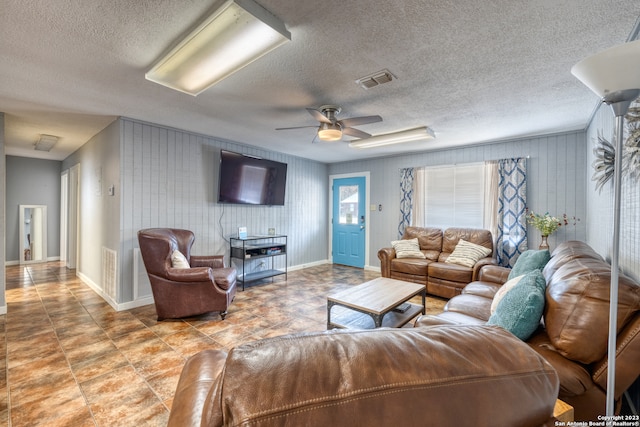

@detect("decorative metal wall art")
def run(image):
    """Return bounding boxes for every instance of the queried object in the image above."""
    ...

[624,98,640,180]
[592,97,640,192]
[592,131,616,193]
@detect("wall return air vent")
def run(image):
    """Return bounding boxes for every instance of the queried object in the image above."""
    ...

[355,69,396,90]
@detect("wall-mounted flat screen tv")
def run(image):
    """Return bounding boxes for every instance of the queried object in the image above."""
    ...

[218,150,287,206]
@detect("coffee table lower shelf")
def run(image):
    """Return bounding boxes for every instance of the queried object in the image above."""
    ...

[328,303,423,329]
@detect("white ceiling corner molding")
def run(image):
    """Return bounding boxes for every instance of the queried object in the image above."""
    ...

[348,126,435,149]
[145,0,291,96]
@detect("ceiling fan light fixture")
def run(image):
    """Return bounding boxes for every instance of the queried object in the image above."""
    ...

[317,122,342,141]
[145,0,290,96]
[349,126,435,148]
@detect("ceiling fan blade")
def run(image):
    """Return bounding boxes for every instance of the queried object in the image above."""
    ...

[339,115,382,127]
[275,126,318,130]
[306,108,332,124]
[342,127,371,139]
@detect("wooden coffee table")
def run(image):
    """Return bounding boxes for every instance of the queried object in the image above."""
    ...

[327,277,426,329]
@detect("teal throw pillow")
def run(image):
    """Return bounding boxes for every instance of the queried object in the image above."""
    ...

[487,269,546,341]
[508,249,551,280]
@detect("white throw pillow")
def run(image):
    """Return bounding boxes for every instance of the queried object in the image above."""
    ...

[171,250,190,269]
[445,239,492,268]
[490,274,525,315]
[391,238,426,259]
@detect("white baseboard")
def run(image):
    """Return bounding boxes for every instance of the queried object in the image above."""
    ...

[287,259,329,271]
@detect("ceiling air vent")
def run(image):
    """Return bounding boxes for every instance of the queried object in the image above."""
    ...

[355,69,396,90]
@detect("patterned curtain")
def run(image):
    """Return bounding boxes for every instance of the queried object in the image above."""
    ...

[398,168,415,238]
[496,158,528,267]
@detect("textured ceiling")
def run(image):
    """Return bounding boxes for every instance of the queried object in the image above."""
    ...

[1,0,639,163]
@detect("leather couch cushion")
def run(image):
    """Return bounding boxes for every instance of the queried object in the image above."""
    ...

[442,227,493,254]
[428,261,472,283]
[527,330,593,397]
[544,257,640,364]
[390,258,431,276]
[445,293,493,320]
[543,240,603,278]
[488,269,546,340]
[509,249,550,279]
[462,281,502,299]
[415,311,488,326]
[403,226,443,253]
[205,325,558,427]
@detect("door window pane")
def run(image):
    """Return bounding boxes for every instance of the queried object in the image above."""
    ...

[339,185,358,224]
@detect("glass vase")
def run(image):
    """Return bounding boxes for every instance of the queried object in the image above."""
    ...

[539,235,549,250]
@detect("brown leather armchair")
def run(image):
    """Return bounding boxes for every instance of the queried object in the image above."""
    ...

[137,228,237,320]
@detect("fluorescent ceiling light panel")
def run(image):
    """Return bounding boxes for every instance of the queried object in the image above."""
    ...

[349,127,435,148]
[146,0,291,95]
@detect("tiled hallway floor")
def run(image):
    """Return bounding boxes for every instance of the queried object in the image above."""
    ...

[1,262,445,426]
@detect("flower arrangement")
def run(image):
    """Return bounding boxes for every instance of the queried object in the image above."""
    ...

[527,211,578,236]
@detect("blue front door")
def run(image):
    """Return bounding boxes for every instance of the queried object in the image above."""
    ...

[332,177,366,268]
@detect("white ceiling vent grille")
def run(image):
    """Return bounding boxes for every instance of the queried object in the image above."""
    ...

[355,69,396,90]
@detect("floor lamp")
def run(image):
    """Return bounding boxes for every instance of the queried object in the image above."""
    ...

[571,39,640,416]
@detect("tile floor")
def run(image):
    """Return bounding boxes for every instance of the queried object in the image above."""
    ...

[1,262,446,426]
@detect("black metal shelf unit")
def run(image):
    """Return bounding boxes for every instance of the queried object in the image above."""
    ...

[230,235,287,290]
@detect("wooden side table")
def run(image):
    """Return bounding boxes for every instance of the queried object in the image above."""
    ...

[553,399,574,423]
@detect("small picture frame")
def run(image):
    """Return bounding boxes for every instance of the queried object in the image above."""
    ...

[238,227,248,239]
[268,228,276,236]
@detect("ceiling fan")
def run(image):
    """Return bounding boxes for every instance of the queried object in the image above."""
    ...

[276,105,382,142]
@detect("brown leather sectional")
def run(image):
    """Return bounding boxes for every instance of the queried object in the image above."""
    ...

[416,240,640,421]
[168,325,560,426]
[378,226,495,298]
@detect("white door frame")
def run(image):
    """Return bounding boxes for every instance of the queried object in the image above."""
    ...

[328,171,371,268]
[67,164,80,269]
[60,171,68,263]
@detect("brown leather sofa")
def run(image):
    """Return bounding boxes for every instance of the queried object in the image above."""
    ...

[168,325,559,427]
[138,228,237,320]
[378,227,495,299]
[416,240,640,421]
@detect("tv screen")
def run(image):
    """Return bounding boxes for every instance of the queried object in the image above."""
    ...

[218,150,287,206]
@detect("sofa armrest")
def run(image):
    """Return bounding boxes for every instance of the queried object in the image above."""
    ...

[168,349,228,427]
[592,314,640,399]
[477,264,511,284]
[472,257,497,281]
[377,247,396,277]
[166,267,214,282]
[191,255,225,269]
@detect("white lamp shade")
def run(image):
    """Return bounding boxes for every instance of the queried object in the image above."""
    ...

[571,39,640,98]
